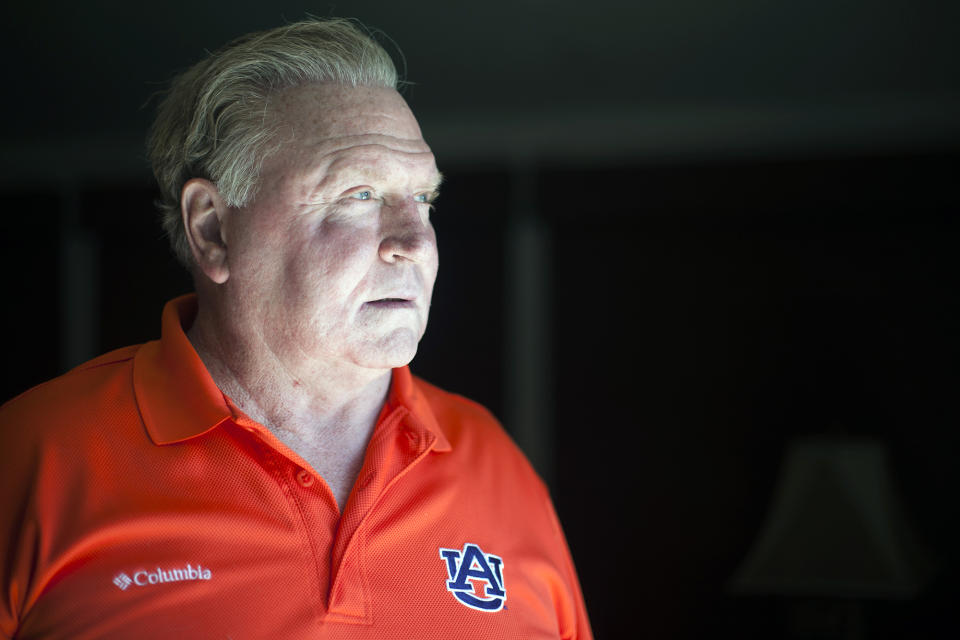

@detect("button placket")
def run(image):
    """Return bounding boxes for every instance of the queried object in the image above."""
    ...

[248,442,333,623]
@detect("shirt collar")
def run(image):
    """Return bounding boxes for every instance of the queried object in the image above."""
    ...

[134,294,450,452]
[383,365,451,452]
[133,295,233,444]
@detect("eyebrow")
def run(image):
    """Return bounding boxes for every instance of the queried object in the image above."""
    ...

[306,165,445,204]
[326,159,443,189]
[428,171,446,193]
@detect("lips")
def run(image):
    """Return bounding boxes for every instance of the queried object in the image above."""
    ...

[365,281,422,309]
[373,297,410,302]
[365,296,417,310]
[367,288,419,304]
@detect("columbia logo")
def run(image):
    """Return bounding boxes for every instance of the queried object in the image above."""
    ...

[111,563,212,591]
[113,573,133,591]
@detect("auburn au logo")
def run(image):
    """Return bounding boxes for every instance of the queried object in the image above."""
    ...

[439,543,506,611]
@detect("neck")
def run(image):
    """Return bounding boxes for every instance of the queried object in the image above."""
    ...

[186,295,392,445]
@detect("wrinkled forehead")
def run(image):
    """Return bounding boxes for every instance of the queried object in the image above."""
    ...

[272,83,425,145]
[315,141,441,194]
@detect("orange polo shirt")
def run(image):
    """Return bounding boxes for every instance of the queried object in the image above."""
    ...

[0,296,591,639]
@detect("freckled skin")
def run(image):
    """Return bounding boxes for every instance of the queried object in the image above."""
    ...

[223,84,440,377]
[186,84,442,507]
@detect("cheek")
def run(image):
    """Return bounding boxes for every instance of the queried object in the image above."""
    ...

[283,223,377,299]
[425,237,440,289]
[229,208,297,284]
[426,259,439,296]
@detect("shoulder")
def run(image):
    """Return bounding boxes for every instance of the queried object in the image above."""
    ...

[0,344,143,448]
[413,376,501,427]
[411,375,548,490]
[2,344,140,411]
[412,375,510,446]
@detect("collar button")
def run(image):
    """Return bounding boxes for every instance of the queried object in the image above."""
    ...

[296,469,315,487]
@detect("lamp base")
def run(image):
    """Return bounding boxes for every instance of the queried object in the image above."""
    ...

[784,598,864,640]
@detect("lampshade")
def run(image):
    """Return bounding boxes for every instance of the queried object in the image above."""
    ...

[729,435,931,599]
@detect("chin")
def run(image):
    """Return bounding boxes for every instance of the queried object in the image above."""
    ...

[352,329,422,370]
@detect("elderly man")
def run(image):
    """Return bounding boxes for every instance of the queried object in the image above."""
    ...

[0,18,591,639]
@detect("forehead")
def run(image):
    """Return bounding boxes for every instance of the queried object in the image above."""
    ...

[267,83,437,186]
[272,83,425,148]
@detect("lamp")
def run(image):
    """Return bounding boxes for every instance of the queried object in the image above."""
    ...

[729,435,931,637]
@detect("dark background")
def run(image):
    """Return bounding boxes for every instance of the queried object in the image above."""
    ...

[2,2,958,637]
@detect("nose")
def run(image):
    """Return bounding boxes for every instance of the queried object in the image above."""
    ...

[378,199,436,264]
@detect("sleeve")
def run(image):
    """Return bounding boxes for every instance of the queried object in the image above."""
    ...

[0,399,37,640]
[539,482,594,640]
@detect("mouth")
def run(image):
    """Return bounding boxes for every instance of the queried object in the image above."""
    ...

[366,297,417,310]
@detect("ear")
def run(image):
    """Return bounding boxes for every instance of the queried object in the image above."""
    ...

[181,178,230,284]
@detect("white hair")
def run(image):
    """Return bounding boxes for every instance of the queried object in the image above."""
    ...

[147,18,399,267]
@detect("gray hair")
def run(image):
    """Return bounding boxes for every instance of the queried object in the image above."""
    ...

[147,18,399,268]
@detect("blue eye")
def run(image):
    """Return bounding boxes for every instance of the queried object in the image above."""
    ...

[352,190,372,200]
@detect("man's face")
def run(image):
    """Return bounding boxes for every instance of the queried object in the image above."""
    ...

[221,84,441,376]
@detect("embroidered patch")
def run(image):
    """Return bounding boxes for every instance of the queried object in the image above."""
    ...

[439,543,506,611]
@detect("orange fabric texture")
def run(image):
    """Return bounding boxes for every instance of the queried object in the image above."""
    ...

[0,296,591,639]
